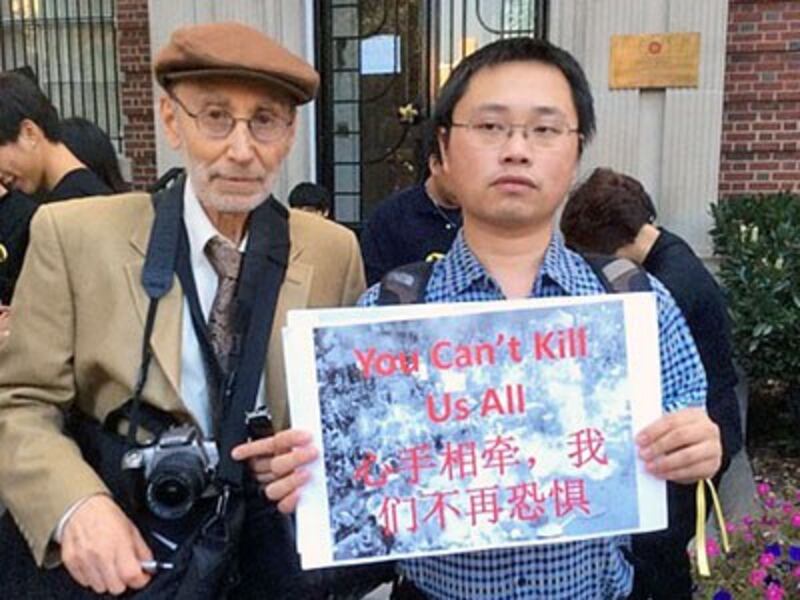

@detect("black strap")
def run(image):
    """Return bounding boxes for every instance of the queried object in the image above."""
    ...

[122,182,183,445]
[376,253,651,307]
[216,199,289,485]
[581,253,652,293]
[376,261,435,305]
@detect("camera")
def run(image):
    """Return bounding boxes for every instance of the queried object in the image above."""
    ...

[121,425,219,520]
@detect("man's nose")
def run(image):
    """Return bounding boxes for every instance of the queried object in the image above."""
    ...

[226,121,256,162]
[500,126,533,164]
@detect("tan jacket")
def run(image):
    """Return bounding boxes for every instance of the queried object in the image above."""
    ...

[0,193,365,565]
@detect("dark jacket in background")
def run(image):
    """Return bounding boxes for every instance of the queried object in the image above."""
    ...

[0,190,38,304]
[1,168,113,304]
[644,227,742,463]
[360,184,461,286]
[630,227,742,600]
[47,168,112,202]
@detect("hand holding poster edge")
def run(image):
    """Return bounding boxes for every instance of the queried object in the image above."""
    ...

[285,293,667,569]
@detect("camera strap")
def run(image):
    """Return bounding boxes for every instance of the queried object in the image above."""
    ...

[134,175,289,489]
[206,195,290,487]
[120,180,183,446]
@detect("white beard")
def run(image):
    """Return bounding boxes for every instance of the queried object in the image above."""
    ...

[184,152,277,214]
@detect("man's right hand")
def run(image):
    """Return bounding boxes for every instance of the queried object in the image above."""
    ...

[61,495,153,595]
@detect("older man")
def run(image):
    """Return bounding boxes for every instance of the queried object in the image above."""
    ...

[0,22,364,598]
[266,37,721,599]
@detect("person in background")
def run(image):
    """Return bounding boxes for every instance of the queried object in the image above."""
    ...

[360,152,461,285]
[288,181,331,217]
[61,117,130,193]
[0,71,112,202]
[0,181,38,308]
[560,166,743,599]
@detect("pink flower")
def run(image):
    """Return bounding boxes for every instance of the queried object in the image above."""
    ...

[706,538,721,558]
[760,552,777,567]
[744,532,755,543]
[764,583,784,600]
[782,502,794,514]
[757,482,771,496]
[750,568,768,587]
[793,565,800,579]
[725,521,737,534]
[792,513,800,528]
[744,515,755,526]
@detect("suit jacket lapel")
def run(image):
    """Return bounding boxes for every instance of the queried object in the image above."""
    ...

[266,230,313,430]
[274,229,312,337]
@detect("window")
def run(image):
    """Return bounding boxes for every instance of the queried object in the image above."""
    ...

[0,0,122,149]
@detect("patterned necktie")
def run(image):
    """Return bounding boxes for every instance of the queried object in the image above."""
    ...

[204,235,243,373]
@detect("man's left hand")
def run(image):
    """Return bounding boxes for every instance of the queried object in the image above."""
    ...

[231,429,318,512]
[636,407,721,484]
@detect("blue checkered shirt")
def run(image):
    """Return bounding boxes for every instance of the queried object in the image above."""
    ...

[359,231,707,600]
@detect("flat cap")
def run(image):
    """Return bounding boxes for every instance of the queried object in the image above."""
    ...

[154,22,319,104]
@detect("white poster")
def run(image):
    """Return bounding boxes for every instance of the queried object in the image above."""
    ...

[284,293,666,569]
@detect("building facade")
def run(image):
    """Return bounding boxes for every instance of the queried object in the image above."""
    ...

[1,0,797,255]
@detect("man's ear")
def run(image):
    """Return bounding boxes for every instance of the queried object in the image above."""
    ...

[160,94,183,150]
[17,119,43,149]
[436,128,450,171]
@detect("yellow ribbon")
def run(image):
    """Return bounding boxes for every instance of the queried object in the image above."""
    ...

[695,478,730,577]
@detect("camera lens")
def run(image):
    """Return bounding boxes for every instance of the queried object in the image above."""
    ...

[146,452,207,520]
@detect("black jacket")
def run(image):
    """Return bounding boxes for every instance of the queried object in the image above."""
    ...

[0,190,38,304]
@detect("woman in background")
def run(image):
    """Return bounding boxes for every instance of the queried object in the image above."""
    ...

[60,117,130,194]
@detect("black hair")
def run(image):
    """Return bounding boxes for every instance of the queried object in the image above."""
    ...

[0,71,61,144]
[431,37,595,158]
[60,117,130,193]
[11,65,38,83]
[560,167,657,255]
[288,182,330,214]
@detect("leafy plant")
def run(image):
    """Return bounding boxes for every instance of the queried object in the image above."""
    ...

[710,194,800,386]
[692,481,800,599]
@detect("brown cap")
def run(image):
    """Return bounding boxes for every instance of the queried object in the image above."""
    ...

[154,22,319,104]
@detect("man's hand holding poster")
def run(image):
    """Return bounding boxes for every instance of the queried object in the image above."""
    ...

[283,294,666,569]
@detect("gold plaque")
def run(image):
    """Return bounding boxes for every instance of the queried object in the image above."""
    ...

[610,33,700,89]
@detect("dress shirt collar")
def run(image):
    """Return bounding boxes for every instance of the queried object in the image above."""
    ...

[183,178,246,268]
[438,228,585,298]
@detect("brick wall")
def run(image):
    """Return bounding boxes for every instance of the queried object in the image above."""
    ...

[719,0,800,197]
[117,0,157,188]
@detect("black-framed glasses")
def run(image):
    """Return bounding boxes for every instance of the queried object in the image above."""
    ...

[450,119,581,149]
[169,93,293,144]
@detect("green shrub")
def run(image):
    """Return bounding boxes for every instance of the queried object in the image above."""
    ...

[710,193,800,387]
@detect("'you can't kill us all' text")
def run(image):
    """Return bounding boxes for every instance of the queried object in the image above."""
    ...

[352,326,589,425]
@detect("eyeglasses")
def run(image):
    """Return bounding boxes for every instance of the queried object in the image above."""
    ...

[450,119,581,148]
[169,94,293,144]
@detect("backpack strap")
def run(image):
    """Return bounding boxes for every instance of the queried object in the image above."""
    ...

[376,261,435,305]
[376,253,650,306]
[581,253,652,293]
